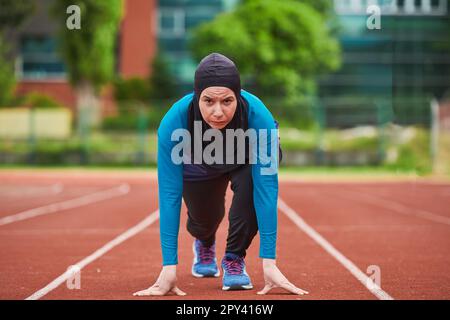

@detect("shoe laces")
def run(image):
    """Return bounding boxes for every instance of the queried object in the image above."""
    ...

[223,256,244,275]
[197,241,215,264]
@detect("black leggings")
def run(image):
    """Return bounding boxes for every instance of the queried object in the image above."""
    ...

[182,165,258,258]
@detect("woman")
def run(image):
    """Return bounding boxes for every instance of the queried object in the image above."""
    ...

[134,53,308,296]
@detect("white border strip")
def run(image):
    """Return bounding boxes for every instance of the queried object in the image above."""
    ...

[0,184,130,226]
[25,209,160,300]
[278,197,394,300]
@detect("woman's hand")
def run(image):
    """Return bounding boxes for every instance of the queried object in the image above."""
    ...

[257,259,309,295]
[133,265,186,296]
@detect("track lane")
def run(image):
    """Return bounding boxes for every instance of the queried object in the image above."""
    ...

[343,183,450,219]
[0,181,158,299]
[43,187,376,300]
[279,182,450,299]
[1,172,448,300]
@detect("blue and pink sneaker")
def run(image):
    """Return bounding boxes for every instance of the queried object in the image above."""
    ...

[221,252,253,290]
[192,239,220,278]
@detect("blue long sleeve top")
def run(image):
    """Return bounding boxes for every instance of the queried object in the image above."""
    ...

[157,89,279,266]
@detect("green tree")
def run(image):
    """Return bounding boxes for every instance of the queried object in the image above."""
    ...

[148,53,177,100]
[0,0,35,106]
[114,77,150,103]
[282,0,334,17]
[0,40,15,106]
[51,0,123,126]
[190,0,341,101]
[0,0,35,30]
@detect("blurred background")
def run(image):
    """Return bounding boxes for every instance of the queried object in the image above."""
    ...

[0,0,449,178]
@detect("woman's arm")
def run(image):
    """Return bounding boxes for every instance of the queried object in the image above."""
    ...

[243,90,309,296]
[155,93,192,265]
[157,122,184,266]
[133,94,192,296]
[243,90,279,260]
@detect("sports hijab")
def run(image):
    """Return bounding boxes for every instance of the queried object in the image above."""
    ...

[187,53,250,172]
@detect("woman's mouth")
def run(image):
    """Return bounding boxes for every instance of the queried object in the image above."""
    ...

[211,121,226,126]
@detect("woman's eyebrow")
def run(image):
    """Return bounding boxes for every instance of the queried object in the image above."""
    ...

[202,94,234,100]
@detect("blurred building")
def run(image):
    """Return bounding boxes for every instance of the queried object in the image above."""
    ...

[320,0,450,125]
[157,0,238,91]
[9,0,157,113]
[8,0,238,112]
[156,0,450,125]
[7,0,449,125]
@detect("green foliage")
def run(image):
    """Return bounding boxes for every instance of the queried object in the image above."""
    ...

[190,0,341,101]
[386,128,432,175]
[113,53,177,103]
[102,102,168,131]
[114,77,151,102]
[102,114,142,131]
[24,92,65,109]
[0,0,35,31]
[0,40,15,107]
[290,0,334,16]
[0,0,35,107]
[51,0,123,89]
[149,53,177,99]
[242,0,334,16]
[109,52,177,131]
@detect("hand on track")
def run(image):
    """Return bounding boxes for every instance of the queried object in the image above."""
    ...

[133,265,186,296]
[257,259,309,296]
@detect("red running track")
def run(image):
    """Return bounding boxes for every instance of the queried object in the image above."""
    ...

[0,171,449,300]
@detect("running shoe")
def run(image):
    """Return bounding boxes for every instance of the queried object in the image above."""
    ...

[192,239,220,278]
[221,252,253,290]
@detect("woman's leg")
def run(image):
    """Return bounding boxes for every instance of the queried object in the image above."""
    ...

[226,165,258,257]
[182,174,229,246]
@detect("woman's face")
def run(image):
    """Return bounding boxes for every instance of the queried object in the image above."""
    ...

[198,86,237,129]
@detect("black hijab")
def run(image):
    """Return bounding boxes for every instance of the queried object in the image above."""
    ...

[188,53,250,172]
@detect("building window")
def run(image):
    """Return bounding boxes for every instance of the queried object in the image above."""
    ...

[158,8,185,37]
[18,36,65,80]
[334,0,448,15]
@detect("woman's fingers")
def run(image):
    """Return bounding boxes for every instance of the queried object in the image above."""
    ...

[133,283,166,296]
[133,284,186,297]
[172,286,187,296]
[133,287,167,296]
[132,289,147,296]
[133,288,156,296]
[257,284,274,295]
[280,281,309,295]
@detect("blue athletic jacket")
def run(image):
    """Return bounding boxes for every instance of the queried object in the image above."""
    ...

[157,89,278,266]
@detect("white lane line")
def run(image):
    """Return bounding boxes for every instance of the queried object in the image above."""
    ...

[0,184,130,227]
[51,183,64,195]
[25,209,160,300]
[278,197,394,300]
[336,189,450,226]
[0,183,64,197]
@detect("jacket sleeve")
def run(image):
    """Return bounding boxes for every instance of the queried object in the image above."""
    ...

[242,90,279,260]
[157,94,191,266]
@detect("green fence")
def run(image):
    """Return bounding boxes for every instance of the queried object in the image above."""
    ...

[0,95,437,169]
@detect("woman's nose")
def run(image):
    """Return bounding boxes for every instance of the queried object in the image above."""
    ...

[212,104,224,118]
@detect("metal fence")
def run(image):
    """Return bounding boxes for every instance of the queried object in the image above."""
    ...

[0,95,440,167]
